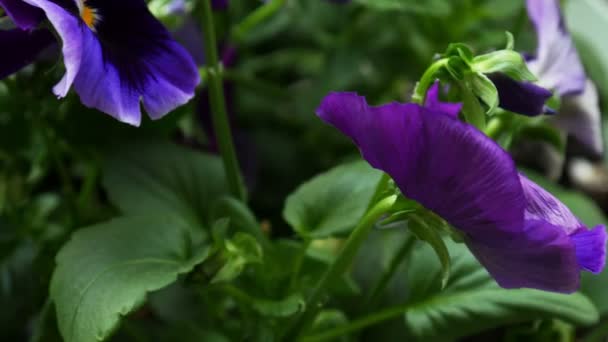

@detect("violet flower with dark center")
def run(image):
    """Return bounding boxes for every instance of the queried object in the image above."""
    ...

[525,0,603,157]
[317,83,607,293]
[0,0,200,126]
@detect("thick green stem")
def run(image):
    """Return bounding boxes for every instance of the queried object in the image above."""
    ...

[364,234,416,308]
[366,173,391,211]
[232,0,287,42]
[199,0,247,201]
[284,195,397,339]
[300,302,411,342]
[411,58,448,104]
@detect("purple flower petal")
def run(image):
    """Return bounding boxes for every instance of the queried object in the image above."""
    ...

[553,79,604,158]
[316,92,607,292]
[0,28,53,78]
[425,81,462,117]
[519,175,581,234]
[489,73,552,116]
[571,226,607,274]
[317,92,526,244]
[526,0,585,95]
[0,0,43,30]
[23,0,200,126]
[467,219,580,292]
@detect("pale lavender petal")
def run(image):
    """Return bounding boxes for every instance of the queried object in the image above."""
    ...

[22,0,82,97]
[424,81,462,117]
[553,79,604,157]
[0,0,43,30]
[526,0,585,95]
[519,174,581,234]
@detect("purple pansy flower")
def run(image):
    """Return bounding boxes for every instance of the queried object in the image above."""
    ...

[0,0,200,126]
[525,0,603,157]
[317,83,607,293]
[488,73,553,117]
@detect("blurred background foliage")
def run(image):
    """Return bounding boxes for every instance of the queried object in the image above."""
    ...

[2,0,608,341]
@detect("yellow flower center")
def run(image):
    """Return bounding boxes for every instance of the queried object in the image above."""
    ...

[77,1,99,30]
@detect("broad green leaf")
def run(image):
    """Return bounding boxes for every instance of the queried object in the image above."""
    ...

[353,0,452,16]
[102,142,229,228]
[401,239,598,340]
[283,160,382,239]
[354,229,598,341]
[50,215,210,342]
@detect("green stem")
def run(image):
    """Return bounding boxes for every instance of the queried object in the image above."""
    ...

[484,116,505,139]
[284,195,397,340]
[199,0,247,202]
[411,58,448,104]
[288,239,312,292]
[232,0,287,42]
[364,234,416,308]
[366,173,391,212]
[300,302,411,342]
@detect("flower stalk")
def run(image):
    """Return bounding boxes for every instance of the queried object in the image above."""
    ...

[412,58,448,104]
[284,195,398,339]
[199,0,247,201]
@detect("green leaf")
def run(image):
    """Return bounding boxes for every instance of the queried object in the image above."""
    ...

[50,215,210,342]
[403,239,598,340]
[283,160,382,239]
[355,230,598,340]
[443,43,474,65]
[459,82,487,130]
[102,142,229,228]
[473,50,537,81]
[407,216,451,288]
[212,233,263,283]
[353,0,452,16]
[211,196,270,249]
[467,72,499,115]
